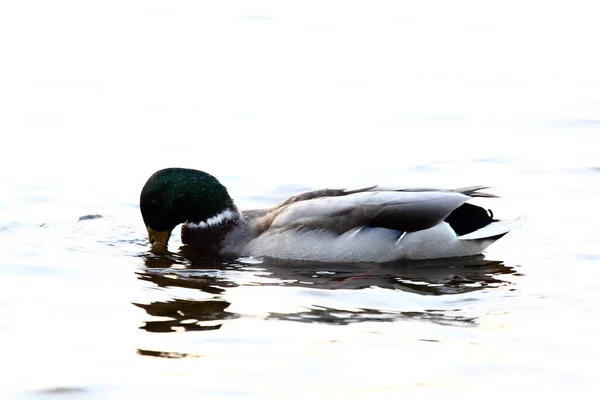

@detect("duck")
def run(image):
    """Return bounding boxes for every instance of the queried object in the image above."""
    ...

[140,168,521,262]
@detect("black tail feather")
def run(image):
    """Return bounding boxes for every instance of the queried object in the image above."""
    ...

[444,203,496,236]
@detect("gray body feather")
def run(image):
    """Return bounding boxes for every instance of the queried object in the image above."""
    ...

[214,186,520,262]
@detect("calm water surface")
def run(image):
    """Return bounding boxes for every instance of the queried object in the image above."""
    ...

[1,1,600,399]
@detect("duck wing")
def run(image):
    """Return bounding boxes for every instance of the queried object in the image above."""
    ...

[394,185,499,198]
[274,185,377,207]
[259,190,470,234]
[241,186,376,220]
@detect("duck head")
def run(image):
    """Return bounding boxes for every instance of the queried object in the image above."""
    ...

[140,168,236,254]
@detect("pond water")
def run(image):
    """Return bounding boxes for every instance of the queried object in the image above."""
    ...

[1,1,600,398]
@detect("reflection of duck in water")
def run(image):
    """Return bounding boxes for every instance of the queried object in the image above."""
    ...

[135,255,240,333]
[257,255,516,295]
[133,297,235,333]
[140,168,521,262]
[135,253,517,332]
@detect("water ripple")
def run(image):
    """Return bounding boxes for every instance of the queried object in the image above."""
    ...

[134,251,518,331]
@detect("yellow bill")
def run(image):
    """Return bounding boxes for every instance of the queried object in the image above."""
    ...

[147,227,172,254]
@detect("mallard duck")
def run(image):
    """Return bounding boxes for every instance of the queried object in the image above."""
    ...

[140,168,521,262]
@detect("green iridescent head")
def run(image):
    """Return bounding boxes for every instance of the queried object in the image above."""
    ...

[140,168,235,252]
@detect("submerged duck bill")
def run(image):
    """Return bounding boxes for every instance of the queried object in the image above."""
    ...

[147,227,171,254]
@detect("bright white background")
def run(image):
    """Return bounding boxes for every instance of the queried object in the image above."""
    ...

[1,1,600,398]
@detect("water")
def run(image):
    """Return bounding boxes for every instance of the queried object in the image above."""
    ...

[1,1,600,398]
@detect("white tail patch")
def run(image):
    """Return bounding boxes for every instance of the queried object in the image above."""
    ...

[185,209,239,229]
[458,219,523,240]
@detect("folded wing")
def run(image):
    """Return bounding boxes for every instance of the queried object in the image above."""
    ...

[262,190,470,234]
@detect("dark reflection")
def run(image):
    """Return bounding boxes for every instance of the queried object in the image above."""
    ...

[142,245,235,269]
[136,246,519,329]
[137,268,235,294]
[260,256,516,326]
[137,349,201,359]
[134,253,240,333]
[257,255,517,295]
[269,306,476,327]
[133,299,235,332]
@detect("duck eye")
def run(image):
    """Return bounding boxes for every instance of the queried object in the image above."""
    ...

[149,236,156,245]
